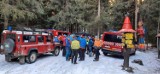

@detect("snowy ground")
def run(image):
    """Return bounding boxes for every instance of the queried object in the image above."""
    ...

[0,49,160,74]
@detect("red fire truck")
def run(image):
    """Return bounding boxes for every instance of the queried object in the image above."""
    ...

[0,30,60,64]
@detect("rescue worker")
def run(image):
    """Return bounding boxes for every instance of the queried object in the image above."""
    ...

[71,36,80,64]
[69,34,75,59]
[93,36,102,61]
[86,37,89,54]
[79,35,87,61]
[53,36,60,43]
[65,36,71,61]
[88,36,94,57]
[62,35,66,57]
[58,34,64,55]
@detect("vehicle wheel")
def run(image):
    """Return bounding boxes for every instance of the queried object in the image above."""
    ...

[19,56,25,65]
[103,52,108,56]
[5,54,11,62]
[27,51,37,64]
[53,47,60,56]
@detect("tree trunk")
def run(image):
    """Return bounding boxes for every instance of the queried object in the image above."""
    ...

[135,0,138,41]
[158,21,160,59]
[0,23,4,48]
[158,38,160,59]
[157,21,159,48]
[97,0,100,38]
[158,9,160,59]
[4,16,8,29]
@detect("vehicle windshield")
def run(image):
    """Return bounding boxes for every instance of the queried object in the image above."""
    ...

[104,34,122,43]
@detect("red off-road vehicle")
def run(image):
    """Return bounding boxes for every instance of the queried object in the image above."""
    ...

[101,32,136,56]
[0,30,60,64]
[50,29,70,36]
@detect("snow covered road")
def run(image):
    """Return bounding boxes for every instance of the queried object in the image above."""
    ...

[0,49,160,74]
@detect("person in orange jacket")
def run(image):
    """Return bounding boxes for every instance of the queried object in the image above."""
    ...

[93,36,103,61]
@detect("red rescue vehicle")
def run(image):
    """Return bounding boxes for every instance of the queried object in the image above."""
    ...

[50,30,70,36]
[0,30,60,64]
[49,29,70,47]
[101,32,136,56]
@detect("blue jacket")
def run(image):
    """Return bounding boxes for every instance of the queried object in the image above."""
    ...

[80,37,87,49]
[69,36,73,42]
[88,39,94,47]
[53,37,60,43]
[77,36,81,41]
[65,38,71,47]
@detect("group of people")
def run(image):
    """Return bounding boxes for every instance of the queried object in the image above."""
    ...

[53,34,103,64]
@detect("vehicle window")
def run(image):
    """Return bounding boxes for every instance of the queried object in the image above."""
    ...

[23,35,36,43]
[58,32,62,35]
[104,34,122,43]
[46,36,51,42]
[6,34,16,41]
[63,33,68,35]
[38,36,44,42]
[18,35,20,42]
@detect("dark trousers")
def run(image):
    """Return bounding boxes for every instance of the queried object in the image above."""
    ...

[71,49,78,63]
[66,47,71,60]
[79,48,86,60]
[86,45,89,54]
[89,46,93,56]
[62,46,66,56]
[94,47,100,60]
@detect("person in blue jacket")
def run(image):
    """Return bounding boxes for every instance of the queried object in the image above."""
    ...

[65,36,71,61]
[79,34,87,61]
[88,36,94,57]
[53,36,60,43]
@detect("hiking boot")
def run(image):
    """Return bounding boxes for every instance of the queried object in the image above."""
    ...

[93,59,99,61]
[74,62,78,64]
[66,59,70,61]
[79,59,83,61]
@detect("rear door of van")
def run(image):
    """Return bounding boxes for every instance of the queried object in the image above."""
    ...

[103,33,122,52]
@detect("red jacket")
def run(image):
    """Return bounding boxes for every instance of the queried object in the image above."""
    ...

[62,37,66,46]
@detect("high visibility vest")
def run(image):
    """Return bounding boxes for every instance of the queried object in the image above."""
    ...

[94,39,102,47]
[71,40,80,50]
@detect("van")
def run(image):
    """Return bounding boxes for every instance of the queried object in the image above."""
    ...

[101,32,136,56]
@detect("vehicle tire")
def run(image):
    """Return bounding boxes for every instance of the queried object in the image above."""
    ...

[5,54,11,62]
[27,51,37,64]
[19,56,25,65]
[3,38,15,53]
[103,52,108,56]
[53,47,60,56]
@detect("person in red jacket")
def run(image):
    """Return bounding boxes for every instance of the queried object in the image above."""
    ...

[62,34,67,57]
